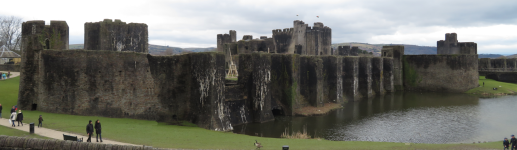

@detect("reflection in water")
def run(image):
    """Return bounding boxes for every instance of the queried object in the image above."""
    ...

[233,92,517,143]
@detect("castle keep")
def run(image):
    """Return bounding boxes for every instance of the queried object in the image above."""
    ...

[18,19,479,131]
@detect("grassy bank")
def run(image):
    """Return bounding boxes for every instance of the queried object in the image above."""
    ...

[0,125,50,140]
[466,76,517,96]
[0,77,503,149]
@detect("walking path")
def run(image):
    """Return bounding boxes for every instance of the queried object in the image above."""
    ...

[0,118,138,146]
[0,71,20,79]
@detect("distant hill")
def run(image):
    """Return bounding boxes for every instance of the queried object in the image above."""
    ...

[479,54,504,58]
[496,54,517,59]
[68,44,215,55]
[332,42,437,55]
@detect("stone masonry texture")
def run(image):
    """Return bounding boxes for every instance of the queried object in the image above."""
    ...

[403,55,478,92]
[84,19,148,53]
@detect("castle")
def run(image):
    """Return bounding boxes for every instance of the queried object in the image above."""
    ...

[18,19,479,131]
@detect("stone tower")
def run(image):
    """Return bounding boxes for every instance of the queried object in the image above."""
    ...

[84,19,148,53]
[437,33,477,55]
[21,20,69,50]
[381,45,404,90]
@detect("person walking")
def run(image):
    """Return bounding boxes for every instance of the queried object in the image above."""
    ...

[0,103,3,118]
[511,135,517,150]
[16,110,23,126]
[505,138,511,150]
[86,120,94,142]
[95,120,103,142]
[10,111,16,127]
[38,115,43,128]
[10,106,15,113]
[7,71,10,79]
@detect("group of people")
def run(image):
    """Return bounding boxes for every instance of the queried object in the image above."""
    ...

[7,106,24,127]
[86,120,102,142]
[1,104,44,128]
[0,71,10,80]
[503,135,517,149]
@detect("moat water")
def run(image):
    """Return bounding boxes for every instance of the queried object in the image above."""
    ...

[232,92,517,144]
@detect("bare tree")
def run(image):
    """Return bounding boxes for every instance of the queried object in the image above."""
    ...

[0,16,23,53]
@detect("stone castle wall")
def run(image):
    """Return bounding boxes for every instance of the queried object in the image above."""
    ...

[403,55,479,92]
[18,39,232,131]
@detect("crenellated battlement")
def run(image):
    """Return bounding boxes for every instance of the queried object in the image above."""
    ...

[272,28,294,34]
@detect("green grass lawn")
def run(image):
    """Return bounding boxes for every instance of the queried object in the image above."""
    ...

[0,125,50,140]
[0,77,504,149]
[466,76,517,96]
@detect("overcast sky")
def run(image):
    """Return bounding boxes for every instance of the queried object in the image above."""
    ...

[2,0,516,54]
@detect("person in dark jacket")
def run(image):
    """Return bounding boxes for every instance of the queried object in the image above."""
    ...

[38,115,43,127]
[95,120,102,142]
[16,110,23,126]
[10,106,15,113]
[0,103,3,118]
[505,138,511,150]
[86,120,94,142]
[511,135,517,150]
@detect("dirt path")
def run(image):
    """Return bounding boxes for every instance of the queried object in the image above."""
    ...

[0,118,138,146]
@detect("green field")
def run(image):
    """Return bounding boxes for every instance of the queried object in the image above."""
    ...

[466,76,517,96]
[0,77,503,149]
[0,125,50,140]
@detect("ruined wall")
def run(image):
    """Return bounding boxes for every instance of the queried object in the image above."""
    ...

[403,55,478,92]
[229,30,237,42]
[188,52,231,131]
[381,46,404,90]
[486,72,517,83]
[237,39,274,54]
[32,50,160,120]
[342,57,359,101]
[22,20,69,50]
[250,53,275,122]
[18,35,41,111]
[336,46,351,56]
[478,58,491,70]
[383,58,394,93]
[321,56,343,103]
[372,57,385,95]
[272,28,294,53]
[19,48,231,131]
[217,33,231,52]
[84,19,148,53]
[147,55,191,123]
[237,53,275,122]
[270,54,300,116]
[507,58,517,69]
[358,57,373,98]
[350,46,359,56]
[437,33,477,55]
[491,59,506,69]
[299,56,324,107]
[304,23,332,55]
